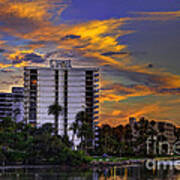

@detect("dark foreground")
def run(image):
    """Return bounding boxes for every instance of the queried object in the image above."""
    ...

[0,162,180,180]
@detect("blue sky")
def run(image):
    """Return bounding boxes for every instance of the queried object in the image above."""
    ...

[62,0,179,21]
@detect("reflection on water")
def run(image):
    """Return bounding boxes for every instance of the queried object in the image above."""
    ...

[0,164,180,180]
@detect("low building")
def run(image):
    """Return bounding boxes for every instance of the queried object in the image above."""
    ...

[0,93,13,120]
[154,121,177,152]
[0,87,24,122]
[129,117,177,155]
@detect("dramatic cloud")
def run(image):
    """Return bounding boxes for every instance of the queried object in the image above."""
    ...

[61,34,81,40]
[0,80,14,86]
[100,102,163,127]
[4,49,45,65]
[0,69,14,73]
[131,10,180,21]
[134,10,180,17]
[101,51,130,56]
[0,0,68,34]
[0,1,179,126]
[23,53,45,63]
[101,82,180,103]
[0,63,11,69]
[10,75,23,79]
[0,48,5,53]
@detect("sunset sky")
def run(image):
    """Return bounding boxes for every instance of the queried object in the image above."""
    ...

[0,0,180,126]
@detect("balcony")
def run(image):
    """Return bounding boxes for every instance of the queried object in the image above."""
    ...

[93,116,99,120]
[93,111,99,114]
[93,105,99,109]
[94,89,99,93]
[94,95,99,98]
[94,132,99,136]
[94,79,99,83]
[94,73,99,77]
[95,137,99,141]
[93,121,99,125]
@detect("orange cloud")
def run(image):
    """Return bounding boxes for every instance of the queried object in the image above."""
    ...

[0,0,66,22]
[0,0,67,36]
[5,2,48,21]
[101,93,127,102]
[0,63,11,68]
[112,110,122,116]
[131,10,180,21]
[99,102,172,127]
[134,10,180,17]
[8,49,34,60]
[0,2,180,127]
[2,16,134,68]
[101,79,180,104]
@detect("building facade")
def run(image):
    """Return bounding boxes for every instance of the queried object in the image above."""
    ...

[129,117,177,154]
[24,60,100,147]
[0,87,24,122]
[0,93,13,120]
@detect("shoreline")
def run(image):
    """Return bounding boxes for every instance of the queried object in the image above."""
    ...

[0,156,180,170]
[92,156,180,167]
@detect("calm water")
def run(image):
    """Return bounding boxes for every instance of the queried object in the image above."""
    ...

[0,164,180,180]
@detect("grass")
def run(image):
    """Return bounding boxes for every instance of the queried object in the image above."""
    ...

[92,156,141,163]
[91,155,180,163]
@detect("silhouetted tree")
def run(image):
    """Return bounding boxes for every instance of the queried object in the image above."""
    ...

[48,103,63,136]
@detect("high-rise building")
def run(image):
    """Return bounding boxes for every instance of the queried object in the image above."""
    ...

[0,87,24,122]
[24,60,100,147]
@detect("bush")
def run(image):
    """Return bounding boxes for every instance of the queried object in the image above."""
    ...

[0,119,91,166]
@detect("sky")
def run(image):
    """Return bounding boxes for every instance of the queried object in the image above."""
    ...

[0,0,180,126]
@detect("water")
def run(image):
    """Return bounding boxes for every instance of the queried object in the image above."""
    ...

[0,164,180,180]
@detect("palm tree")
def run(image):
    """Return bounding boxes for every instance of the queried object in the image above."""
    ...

[150,120,156,127]
[76,111,87,123]
[48,103,63,136]
[73,111,93,152]
[39,123,54,135]
[69,111,87,149]
[75,111,86,149]
[78,121,93,152]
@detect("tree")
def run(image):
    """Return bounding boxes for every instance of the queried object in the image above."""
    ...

[0,117,91,165]
[0,117,16,130]
[97,124,126,155]
[48,103,63,136]
[150,120,156,127]
[78,121,94,152]
[71,111,94,153]
[36,123,54,135]
[124,124,134,156]
[101,124,112,153]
